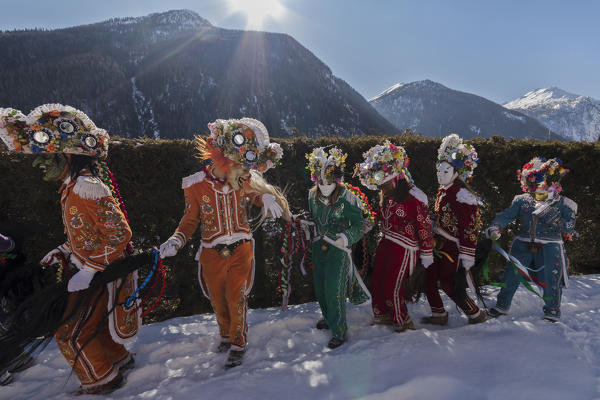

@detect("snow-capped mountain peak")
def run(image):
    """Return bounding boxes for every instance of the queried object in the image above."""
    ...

[504,87,600,141]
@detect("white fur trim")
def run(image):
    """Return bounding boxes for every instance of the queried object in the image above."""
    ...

[409,186,428,205]
[73,176,112,200]
[562,196,578,214]
[456,188,479,205]
[182,171,206,189]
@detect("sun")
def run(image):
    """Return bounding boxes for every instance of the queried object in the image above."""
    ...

[226,0,286,29]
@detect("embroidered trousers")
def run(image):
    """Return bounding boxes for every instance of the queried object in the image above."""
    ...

[200,241,254,350]
[424,236,480,317]
[495,240,564,318]
[55,286,130,389]
[312,242,349,340]
[371,239,413,326]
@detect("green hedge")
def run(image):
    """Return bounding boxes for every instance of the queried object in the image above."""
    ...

[1,136,598,322]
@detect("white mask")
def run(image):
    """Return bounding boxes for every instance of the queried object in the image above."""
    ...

[318,182,336,197]
[436,161,458,187]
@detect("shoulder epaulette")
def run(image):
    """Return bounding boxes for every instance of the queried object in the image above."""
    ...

[342,186,364,210]
[512,193,529,204]
[182,171,206,189]
[73,176,112,200]
[409,186,428,205]
[562,196,578,214]
[456,187,479,205]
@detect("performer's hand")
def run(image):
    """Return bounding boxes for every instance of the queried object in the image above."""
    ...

[67,268,96,292]
[461,258,475,271]
[262,193,283,219]
[333,234,347,248]
[421,256,434,268]
[159,236,181,258]
[486,226,501,241]
[40,244,70,267]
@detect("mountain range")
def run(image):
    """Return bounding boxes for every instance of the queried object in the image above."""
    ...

[369,80,563,140]
[0,10,398,139]
[504,88,600,142]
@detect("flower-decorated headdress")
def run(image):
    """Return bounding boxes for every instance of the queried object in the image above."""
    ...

[198,118,282,172]
[437,134,479,182]
[305,146,347,184]
[518,157,568,194]
[353,140,412,190]
[0,104,109,158]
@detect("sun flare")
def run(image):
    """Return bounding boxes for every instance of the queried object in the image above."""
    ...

[226,0,286,29]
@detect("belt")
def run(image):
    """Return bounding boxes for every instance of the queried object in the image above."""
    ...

[213,239,250,258]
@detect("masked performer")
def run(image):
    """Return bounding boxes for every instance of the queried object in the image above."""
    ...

[160,118,290,369]
[422,134,486,325]
[486,158,576,322]
[355,141,433,332]
[0,104,139,394]
[305,147,371,349]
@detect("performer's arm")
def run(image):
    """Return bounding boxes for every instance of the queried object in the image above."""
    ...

[173,186,202,247]
[338,190,364,247]
[415,200,434,267]
[73,194,132,271]
[490,195,523,230]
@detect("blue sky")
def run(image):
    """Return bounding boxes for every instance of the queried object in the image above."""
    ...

[1,0,599,103]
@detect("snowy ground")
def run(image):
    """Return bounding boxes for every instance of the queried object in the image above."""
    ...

[2,275,600,400]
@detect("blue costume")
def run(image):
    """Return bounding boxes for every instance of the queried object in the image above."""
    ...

[490,193,577,319]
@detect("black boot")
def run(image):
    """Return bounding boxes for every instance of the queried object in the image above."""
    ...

[488,307,506,318]
[327,337,345,349]
[215,341,232,353]
[224,349,246,369]
[316,319,329,330]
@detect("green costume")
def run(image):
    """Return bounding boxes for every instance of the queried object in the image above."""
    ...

[308,186,370,340]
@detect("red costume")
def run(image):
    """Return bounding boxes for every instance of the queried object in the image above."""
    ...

[424,183,482,318]
[372,187,434,328]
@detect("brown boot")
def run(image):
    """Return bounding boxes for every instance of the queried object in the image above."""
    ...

[468,310,488,324]
[394,319,416,332]
[78,374,124,395]
[370,316,393,326]
[420,313,448,326]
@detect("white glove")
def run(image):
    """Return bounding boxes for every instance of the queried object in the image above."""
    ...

[421,256,434,268]
[486,226,501,241]
[333,234,348,248]
[261,193,283,219]
[461,257,475,271]
[160,236,182,258]
[67,268,96,292]
[40,244,70,266]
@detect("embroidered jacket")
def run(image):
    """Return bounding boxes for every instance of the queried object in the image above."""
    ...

[308,186,364,247]
[434,183,481,264]
[60,174,132,271]
[491,194,577,242]
[377,186,434,264]
[174,167,263,247]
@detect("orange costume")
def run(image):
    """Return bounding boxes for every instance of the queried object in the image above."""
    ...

[161,118,287,366]
[0,104,140,392]
[174,170,262,349]
[54,174,139,389]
